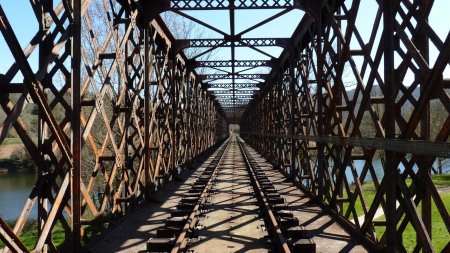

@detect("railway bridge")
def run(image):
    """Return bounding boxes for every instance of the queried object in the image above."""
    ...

[0,0,449,252]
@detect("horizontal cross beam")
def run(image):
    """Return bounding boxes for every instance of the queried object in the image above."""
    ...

[219,99,250,103]
[176,38,289,49]
[196,60,273,68]
[200,74,267,80]
[221,103,251,108]
[210,89,258,94]
[207,83,261,89]
[216,97,253,101]
[213,94,254,98]
[170,0,297,10]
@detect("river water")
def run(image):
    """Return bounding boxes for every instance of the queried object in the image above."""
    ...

[0,172,37,221]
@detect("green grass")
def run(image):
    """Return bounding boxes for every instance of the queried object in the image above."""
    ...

[0,137,38,145]
[374,193,450,252]
[339,175,450,251]
[0,214,120,252]
[1,138,23,145]
[339,175,450,252]
[343,175,450,217]
[0,221,65,251]
[343,181,377,217]
[405,174,450,188]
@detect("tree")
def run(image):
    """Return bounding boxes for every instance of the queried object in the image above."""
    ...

[430,100,449,174]
[160,12,217,75]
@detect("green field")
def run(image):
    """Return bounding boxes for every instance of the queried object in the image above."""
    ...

[342,174,450,252]
[1,138,24,145]
[373,193,450,252]
[0,221,65,251]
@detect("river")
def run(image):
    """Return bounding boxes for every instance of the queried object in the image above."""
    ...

[0,172,37,221]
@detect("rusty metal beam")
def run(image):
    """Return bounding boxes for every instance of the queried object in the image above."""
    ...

[196,60,273,68]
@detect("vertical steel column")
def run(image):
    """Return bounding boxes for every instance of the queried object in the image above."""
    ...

[171,54,177,177]
[124,9,132,211]
[316,18,325,200]
[38,1,52,251]
[144,24,151,198]
[289,57,296,180]
[335,6,344,215]
[70,0,82,251]
[417,2,431,242]
[383,0,397,251]
[186,73,191,160]
[277,75,283,167]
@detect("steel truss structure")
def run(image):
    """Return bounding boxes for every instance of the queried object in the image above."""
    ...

[0,1,226,252]
[242,0,450,252]
[0,0,449,252]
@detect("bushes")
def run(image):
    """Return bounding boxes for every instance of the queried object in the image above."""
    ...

[10,147,36,172]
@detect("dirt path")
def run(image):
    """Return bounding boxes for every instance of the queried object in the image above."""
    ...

[0,144,23,159]
[438,187,450,193]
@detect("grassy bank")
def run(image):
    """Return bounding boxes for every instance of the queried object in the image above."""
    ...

[0,138,38,146]
[1,138,24,145]
[341,174,449,252]
[0,215,118,251]
[0,221,65,251]
[373,193,450,252]
[343,174,450,216]
[342,181,377,217]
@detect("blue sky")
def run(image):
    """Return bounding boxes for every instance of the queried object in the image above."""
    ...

[0,0,449,88]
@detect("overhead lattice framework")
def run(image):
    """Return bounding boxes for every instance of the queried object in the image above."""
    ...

[140,0,316,121]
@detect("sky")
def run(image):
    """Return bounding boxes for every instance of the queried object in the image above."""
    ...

[0,0,449,89]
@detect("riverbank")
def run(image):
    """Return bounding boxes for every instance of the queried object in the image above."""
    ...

[0,159,34,174]
[0,214,120,251]
[0,143,36,174]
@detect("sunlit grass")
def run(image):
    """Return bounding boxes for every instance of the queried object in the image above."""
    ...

[0,218,106,251]
[405,174,450,188]
[374,193,450,252]
[0,221,65,251]
[0,138,37,145]
[343,181,377,217]
[343,174,450,217]
[339,175,450,251]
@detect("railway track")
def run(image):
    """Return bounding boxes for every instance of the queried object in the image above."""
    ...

[146,135,316,253]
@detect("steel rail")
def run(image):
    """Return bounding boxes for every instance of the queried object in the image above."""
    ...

[169,139,230,253]
[237,138,292,253]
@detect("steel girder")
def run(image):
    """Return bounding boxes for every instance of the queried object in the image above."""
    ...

[207,83,261,89]
[211,90,258,94]
[161,0,322,118]
[200,74,268,80]
[175,38,290,49]
[241,0,450,252]
[130,0,325,119]
[196,60,273,68]
[171,0,295,10]
[0,0,448,252]
[0,1,227,251]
